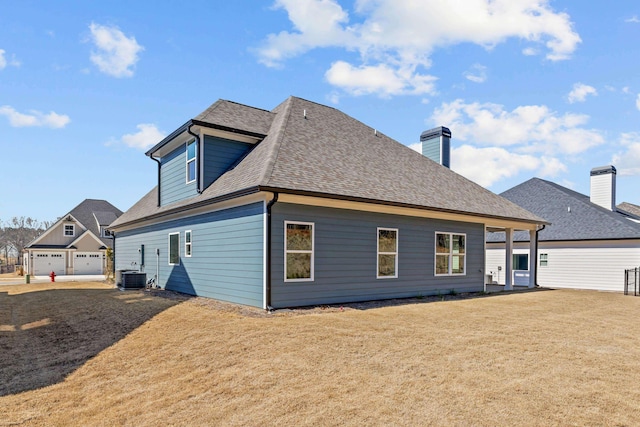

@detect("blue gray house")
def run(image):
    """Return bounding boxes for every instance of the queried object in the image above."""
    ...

[108,96,545,309]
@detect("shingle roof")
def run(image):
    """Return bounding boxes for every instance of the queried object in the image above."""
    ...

[194,99,274,136]
[617,202,640,219]
[68,199,123,245]
[111,96,545,229]
[487,178,640,242]
[94,211,119,226]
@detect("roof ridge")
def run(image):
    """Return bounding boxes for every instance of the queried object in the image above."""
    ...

[286,95,342,112]
[258,97,295,186]
[217,99,273,114]
[542,179,640,230]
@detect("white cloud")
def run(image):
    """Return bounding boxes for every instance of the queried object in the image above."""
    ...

[118,124,166,150]
[257,0,580,96]
[636,93,640,111]
[522,47,538,56]
[538,156,568,177]
[257,0,354,67]
[407,142,421,153]
[0,105,70,128]
[325,61,437,97]
[463,64,487,83]
[612,132,640,176]
[326,91,341,104]
[88,23,143,78]
[622,86,631,94]
[0,49,21,70]
[567,83,597,103]
[430,99,604,155]
[450,145,540,187]
[446,146,566,188]
[625,15,640,23]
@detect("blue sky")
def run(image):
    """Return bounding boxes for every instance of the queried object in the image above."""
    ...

[1,0,639,222]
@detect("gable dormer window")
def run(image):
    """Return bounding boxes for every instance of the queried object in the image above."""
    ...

[64,224,75,237]
[186,140,196,183]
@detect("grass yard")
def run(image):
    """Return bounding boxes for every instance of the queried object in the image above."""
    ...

[2,283,640,426]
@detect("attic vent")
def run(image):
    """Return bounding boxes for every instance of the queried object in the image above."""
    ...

[303,109,307,119]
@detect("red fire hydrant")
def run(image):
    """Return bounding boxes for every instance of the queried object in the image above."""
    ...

[50,271,56,282]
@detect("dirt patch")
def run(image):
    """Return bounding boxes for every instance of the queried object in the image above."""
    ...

[0,282,181,396]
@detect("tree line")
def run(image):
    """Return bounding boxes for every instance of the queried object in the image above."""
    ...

[0,217,52,267]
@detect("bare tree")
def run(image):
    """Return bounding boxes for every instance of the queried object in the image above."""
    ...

[5,217,49,263]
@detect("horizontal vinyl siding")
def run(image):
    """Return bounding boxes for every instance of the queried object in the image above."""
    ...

[271,203,485,308]
[115,202,264,307]
[160,144,197,206]
[203,136,252,188]
[485,244,530,285]
[422,137,440,163]
[486,240,640,292]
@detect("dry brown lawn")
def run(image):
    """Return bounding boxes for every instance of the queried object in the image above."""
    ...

[2,283,640,426]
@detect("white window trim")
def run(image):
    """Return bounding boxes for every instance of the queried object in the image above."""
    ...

[63,224,75,237]
[434,232,467,276]
[377,227,398,279]
[186,140,196,184]
[185,230,192,258]
[284,220,314,283]
[539,253,548,267]
[168,232,180,266]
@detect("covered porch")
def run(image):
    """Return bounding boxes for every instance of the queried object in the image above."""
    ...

[485,222,546,291]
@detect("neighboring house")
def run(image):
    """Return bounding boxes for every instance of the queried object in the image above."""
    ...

[108,96,546,309]
[486,166,640,292]
[617,202,640,220]
[24,199,123,276]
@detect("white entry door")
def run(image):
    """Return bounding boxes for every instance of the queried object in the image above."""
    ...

[74,252,103,275]
[33,252,65,276]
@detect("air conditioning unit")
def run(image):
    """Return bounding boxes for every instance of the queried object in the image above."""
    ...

[120,272,147,290]
[116,269,135,287]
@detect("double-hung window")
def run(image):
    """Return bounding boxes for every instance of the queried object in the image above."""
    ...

[186,140,196,183]
[168,232,180,265]
[435,232,466,275]
[539,253,548,267]
[285,221,314,282]
[64,224,75,237]
[185,230,192,257]
[377,228,398,278]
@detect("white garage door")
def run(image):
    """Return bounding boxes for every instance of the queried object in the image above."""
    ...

[33,252,66,276]
[74,252,103,275]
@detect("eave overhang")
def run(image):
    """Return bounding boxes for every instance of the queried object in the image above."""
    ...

[145,120,267,158]
[110,185,548,233]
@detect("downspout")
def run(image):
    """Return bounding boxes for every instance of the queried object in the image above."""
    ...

[534,224,545,287]
[187,124,203,194]
[111,231,116,279]
[150,154,161,207]
[266,192,279,310]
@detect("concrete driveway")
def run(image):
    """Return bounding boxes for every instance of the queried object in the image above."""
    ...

[0,275,107,285]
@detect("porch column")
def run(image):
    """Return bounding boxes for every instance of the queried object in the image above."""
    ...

[505,228,513,291]
[529,229,536,288]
